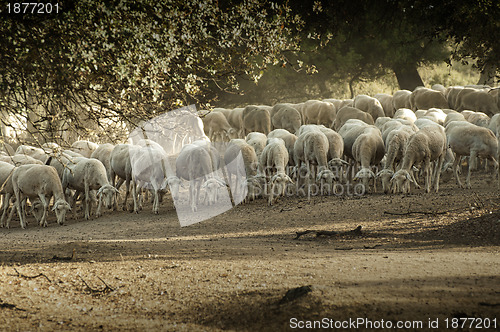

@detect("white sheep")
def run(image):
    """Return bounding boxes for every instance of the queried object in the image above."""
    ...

[62,157,119,219]
[444,112,466,128]
[242,105,271,135]
[301,100,336,128]
[376,126,417,193]
[175,142,226,212]
[224,139,261,203]
[294,130,336,197]
[260,138,293,205]
[390,124,447,194]
[351,127,385,193]
[267,129,298,169]
[201,111,238,142]
[334,106,374,131]
[70,140,99,158]
[110,144,139,212]
[131,143,180,214]
[245,132,267,160]
[90,143,115,182]
[392,90,412,110]
[394,108,417,122]
[0,161,15,227]
[12,164,71,228]
[15,144,49,162]
[467,111,490,128]
[446,122,498,188]
[445,86,464,109]
[374,93,396,117]
[455,88,499,116]
[410,87,449,111]
[353,94,385,121]
[0,154,44,166]
[270,104,302,134]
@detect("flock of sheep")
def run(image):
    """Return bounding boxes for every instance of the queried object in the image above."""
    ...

[0,84,499,229]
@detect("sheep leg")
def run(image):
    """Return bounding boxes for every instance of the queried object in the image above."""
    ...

[452,154,465,188]
[424,159,432,193]
[71,191,79,219]
[13,183,26,229]
[0,193,11,227]
[433,155,445,192]
[37,194,49,227]
[122,178,130,211]
[84,178,91,220]
[131,179,138,213]
[96,190,103,218]
[466,151,477,189]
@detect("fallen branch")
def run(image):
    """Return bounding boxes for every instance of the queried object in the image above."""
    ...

[79,275,114,295]
[52,248,76,261]
[383,206,467,216]
[295,226,362,239]
[8,268,51,283]
[0,300,26,311]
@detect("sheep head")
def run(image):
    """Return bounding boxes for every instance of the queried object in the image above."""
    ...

[376,169,394,194]
[52,199,71,225]
[353,168,376,192]
[165,176,181,201]
[97,184,119,209]
[316,169,337,184]
[202,177,226,206]
[390,169,413,194]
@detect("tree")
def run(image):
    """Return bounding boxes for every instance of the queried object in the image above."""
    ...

[0,0,297,143]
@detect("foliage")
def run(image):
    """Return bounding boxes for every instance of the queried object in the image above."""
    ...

[0,0,297,143]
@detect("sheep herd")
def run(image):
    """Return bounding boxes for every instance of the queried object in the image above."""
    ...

[1,84,499,229]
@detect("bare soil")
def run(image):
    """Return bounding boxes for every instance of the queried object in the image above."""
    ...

[0,173,499,331]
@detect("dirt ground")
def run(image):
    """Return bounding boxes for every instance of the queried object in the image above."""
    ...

[0,172,499,331]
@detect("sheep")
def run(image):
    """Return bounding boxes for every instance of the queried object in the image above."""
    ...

[376,126,416,193]
[62,157,119,219]
[0,154,44,166]
[175,142,226,212]
[394,108,417,122]
[410,87,449,111]
[392,90,412,110]
[201,111,238,142]
[351,127,385,193]
[488,113,500,137]
[301,100,336,127]
[242,105,271,135]
[390,124,447,194]
[446,122,498,188]
[70,140,99,158]
[245,132,267,160]
[334,106,374,131]
[260,138,293,205]
[374,117,392,131]
[0,161,15,227]
[224,139,260,203]
[455,88,499,116]
[375,93,396,117]
[227,108,245,138]
[270,104,302,134]
[316,126,347,176]
[431,84,446,93]
[12,164,71,228]
[15,145,48,162]
[353,94,385,121]
[267,129,298,168]
[467,111,490,128]
[129,144,179,214]
[445,86,464,109]
[444,111,466,128]
[110,144,139,212]
[294,130,336,197]
[90,143,115,182]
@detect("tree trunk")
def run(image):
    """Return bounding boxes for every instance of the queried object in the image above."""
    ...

[393,64,424,91]
[477,61,496,86]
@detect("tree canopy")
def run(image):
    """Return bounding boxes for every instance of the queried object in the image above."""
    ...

[0,0,498,143]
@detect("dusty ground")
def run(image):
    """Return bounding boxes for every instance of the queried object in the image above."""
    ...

[0,172,499,331]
